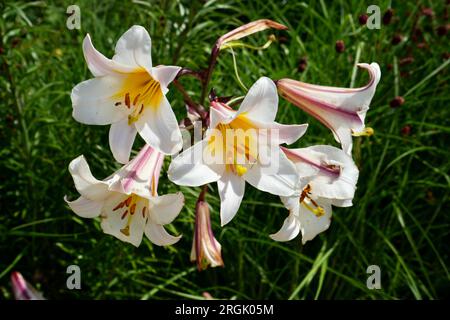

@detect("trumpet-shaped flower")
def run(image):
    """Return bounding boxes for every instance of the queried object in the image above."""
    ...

[65,145,184,247]
[191,200,224,270]
[72,25,183,163]
[270,145,359,244]
[277,63,381,154]
[168,77,308,226]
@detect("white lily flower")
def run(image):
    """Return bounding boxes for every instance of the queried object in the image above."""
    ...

[270,145,359,244]
[277,63,381,154]
[65,145,184,247]
[168,77,308,226]
[72,25,183,163]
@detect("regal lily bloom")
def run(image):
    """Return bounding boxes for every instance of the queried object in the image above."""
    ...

[64,145,184,247]
[168,77,308,226]
[191,200,224,271]
[11,272,45,300]
[72,25,183,164]
[270,145,359,244]
[277,63,381,154]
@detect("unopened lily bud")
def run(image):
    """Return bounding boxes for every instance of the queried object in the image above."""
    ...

[191,199,224,271]
[10,272,45,300]
[217,19,287,49]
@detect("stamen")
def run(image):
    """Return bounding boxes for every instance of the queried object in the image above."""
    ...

[125,196,132,207]
[125,93,131,108]
[130,204,136,215]
[120,226,130,236]
[352,127,374,137]
[235,165,247,176]
[121,210,128,220]
[132,94,141,106]
[120,214,133,236]
[142,207,147,218]
[299,184,325,217]
[302,202,325,217]
[114,102,122,107]
[151,177,157,197]
[113,201,124,211]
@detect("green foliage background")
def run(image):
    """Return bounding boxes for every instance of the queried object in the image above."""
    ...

[0,0,449,299]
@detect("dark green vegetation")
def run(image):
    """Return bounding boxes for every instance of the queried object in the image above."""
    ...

[0,0,448,299]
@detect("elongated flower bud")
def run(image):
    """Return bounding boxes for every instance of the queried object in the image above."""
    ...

[10,272,45,300]
[191,199,224,271]
[217,19,287,49]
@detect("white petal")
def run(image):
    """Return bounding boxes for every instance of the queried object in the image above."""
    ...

[71,76,128,125]
[289,145,359,201]
[237,77,278,123]
[64,195,103,218]
[82,34,134,77]
[209,104,235,129]
[152,65,181,93]
[244,147,298,196]
[331,198,353,207]
[168,139,224,187]
[113,25,152,73]
[299,198,332,244]
[255,121,308,145]
[149,192,184,225]
[280,195,301,212]
[135,96,183,155]
[68,155,110,200]
[100,193,146,247]
[217,172,245,226]
[145,223,181,246]
[270,213,301,242]
[334,126,354,155]
[109,145,162,199]
[109,117,138,164]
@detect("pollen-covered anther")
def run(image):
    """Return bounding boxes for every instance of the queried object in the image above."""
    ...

[352,127,374,137]
[120,225,130,236]
[130,203,136,215]
[141,206,147,218]
[235,165,248,176]
[299,185,325,217]
[125,93,131,108]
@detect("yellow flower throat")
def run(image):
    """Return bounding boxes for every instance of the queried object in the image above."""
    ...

[113,68,163,125]
[208,114,258,177]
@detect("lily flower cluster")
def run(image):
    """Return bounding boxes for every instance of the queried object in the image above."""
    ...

[66,21,380,270]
